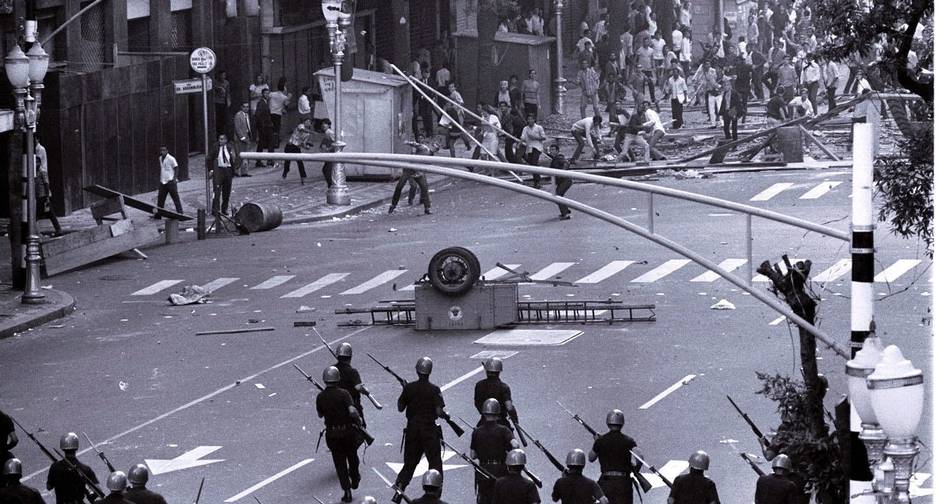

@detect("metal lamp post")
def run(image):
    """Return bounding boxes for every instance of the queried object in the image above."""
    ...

[324,12,351,206]
[552,0,566,115]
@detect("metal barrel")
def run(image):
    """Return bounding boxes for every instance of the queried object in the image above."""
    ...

[235,202,283,232]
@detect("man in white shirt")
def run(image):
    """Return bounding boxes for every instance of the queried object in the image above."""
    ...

[671,22,683,52]
[435,64,452,90]
[527,8,544,36]
[640,101,666,160]
[823,58,840,111]
[593,14,608,43]
[800,57,821,115]
[571,115,603,161]
[521,114,547,188]
[156,146,183,214]
[297,87,311,122]
[665,67,688,129]
[679,0,691,28]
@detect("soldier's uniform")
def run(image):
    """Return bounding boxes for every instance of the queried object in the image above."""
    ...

[412,495,450,504]
[125,486,168,504]
[335,361,366,426]
[316,374,363,496]
[0,410,15,464]
[492,472,540,504]
[473,377,516,428]
[470,422,515,504]
[92,472,133,504]
[92,493,134,504]
[411,470,449,504]
[591,431,637,504]
[551,472,605,504]
[755,473,800,504]
[668,452,719,504]
[47,459,97,504]
[395,373,445,493]
[0,480,45,504]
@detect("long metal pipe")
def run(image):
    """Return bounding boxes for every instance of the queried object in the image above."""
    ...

[240,150,849,359]
[40,0,105,46]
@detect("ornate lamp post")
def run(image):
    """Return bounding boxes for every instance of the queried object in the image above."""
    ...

[323,4,351,206]
[5,41,48,304]
[552,0,566,115]
[847,336,889,502]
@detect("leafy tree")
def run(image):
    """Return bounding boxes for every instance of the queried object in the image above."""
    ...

[875,122,934,257]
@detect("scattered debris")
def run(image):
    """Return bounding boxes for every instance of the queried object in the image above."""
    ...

[295,305,317,313]
[710,299,736,310]
[293,321,317,327]
[118,381,128,391]
[168,285,210,306]
[194,327,276,336]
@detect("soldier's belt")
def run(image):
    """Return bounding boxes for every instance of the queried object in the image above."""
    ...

[601,471,629,477]
[326,424,353,430]
[481,460,504,465]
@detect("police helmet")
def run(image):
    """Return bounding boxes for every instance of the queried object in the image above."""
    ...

[337,342,353,358]
[565,449,587,467]
[482,398,501,416]
[416,357,433,375]
[106,471,128,492]
[323,366,341,384]
[2,458,22,476]
[422,469,443,488]
[127,464,150,486]
[771,454,792,471]
[506,449,527,466]
[688,450,710,471]
[60,432,79,451]
[483,357,503,373]
[606,409,625,427]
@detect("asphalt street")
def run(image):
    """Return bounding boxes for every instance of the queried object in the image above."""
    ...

[0,167,932,503]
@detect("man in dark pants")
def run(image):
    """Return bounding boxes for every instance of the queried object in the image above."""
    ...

[754,454,800,504]
[156,146,183,215]
[412,65,436,139]
[492,450,540,504]
[589,409,641,504]
[471,399,518,504]
[547,144,572,220]
[47,433,99,504]
[473,357,520,431]
[389,135,434,215]
[552,449,608,504]
[392,357,448,503]
[733,55,752,123]
[282,119,314,184]
[318,119,336,188]
[254,89,275,167]
[0,409,17,464]
[125,464,168,504]
[317,366,364,503]
[207,134,237,216]
[0,459,44,504]
[333,342,374,428]
[751,45,767,101]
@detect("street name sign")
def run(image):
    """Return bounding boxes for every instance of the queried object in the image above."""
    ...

[174,78,212,95]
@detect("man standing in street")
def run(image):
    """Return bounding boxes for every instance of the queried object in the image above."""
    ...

[471,399,518,504]
[570,115,603,162]
[576,59,600,119]
[667,451,720,504]
[520,114,547,188]
[664,67,687,129]
[492,449,540,504]
[332,343,374,428]
[297,86,312,123]
[801,56,821,116]
[208,134,237,216]
[317,366,364,503]
[268,80,292,149]
[254,89,276,167]
[823,58,840,111]
[233,102,253,177]
[521,69,540,120]
[125,464,168,504]
[547,144,573,220]
[552,449,608,504]
[214,70,231,136]
[473,358,520,431]
[282,118,315,184]
[155,146,183,215]
[318,118,336,188]
[47,433,99,504]
[754,454,800,504]
[412,65,436,139]
[389,135,434,215]
[392,357,447,503]
[589,410,642,504]
[0,459,44,504]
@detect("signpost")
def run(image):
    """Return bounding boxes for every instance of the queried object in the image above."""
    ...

[174,78,212,95]
[190,47,216,237]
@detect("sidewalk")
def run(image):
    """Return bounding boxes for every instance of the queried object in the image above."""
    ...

[0,287,75,339]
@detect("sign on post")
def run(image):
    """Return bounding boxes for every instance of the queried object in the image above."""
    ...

[189,47,216,74]
[174,78,212,94]
[189,47,216,232]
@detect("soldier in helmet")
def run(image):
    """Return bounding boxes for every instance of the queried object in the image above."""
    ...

[393,357,453,504]
[333,342,373,428]
[0,409,17,464]
[316,366,365,503]
[667,451,719,504]
[412,469,449,504]
[492,449,540,504]
[471,398,519,504]
[755,454,800,504]
[474,358,520,434]
[47,433,99,504]
[589,409,643,504]
[552,449,607,504]
[124,464,167,504]
[93,472,133,504]
[0,458,45,504]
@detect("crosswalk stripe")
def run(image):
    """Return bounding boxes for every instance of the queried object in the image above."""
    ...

[769,316,787,326]
[873,259,922,283]
[750,182,794,201]
[483,264,522,281]
[631,259,690,283]
[131,279,184,296]
[250,275,296,290]
[200,277,240,293]
[799,181,842,199]
[576,260,635,284]
[530,262,576,281]
[753,259,804,282]
[812,259,852,283]
[281,273,349,298]
[341,270,409,295]
[690,258,748,283]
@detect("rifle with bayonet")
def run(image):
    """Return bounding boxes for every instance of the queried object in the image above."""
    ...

[315,330,383,409]
[441,440,497,481]
[9,416,58,462]
[483,361,527,447]
[192,477,205,504]
[726,395,769,448]
[372,467,414,504]
[452,417,542,487]
[555,401,652,493]
[739,452,766,476]
[630,449,673,489]
[366,353,464,437]
[82,432,116,472]
[292,364,376,446]
[514,423,566,473]
[12,416,103,503]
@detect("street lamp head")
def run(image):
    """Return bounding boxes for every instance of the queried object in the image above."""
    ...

[4,45,30,89]
[26,43,49,84]
[867,345,924,439]
[846,336,884,426]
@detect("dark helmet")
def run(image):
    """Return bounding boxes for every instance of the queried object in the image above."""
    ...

[688,450,710,471]
[127,464,150,486]
[506,449,527,466]
[106,471,128,492]
[483,357,503,373]
[323,366,341,384]
[565,449,587,467]
[482,398,501,416]
[416,357,433,375]
[606,409,625,426]
[2,458,22,476]
[337,342,353,358]
[422,469,443,488]
[772,454,792,471]
[60,432,79,451]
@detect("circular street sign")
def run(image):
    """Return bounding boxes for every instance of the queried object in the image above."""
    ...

[190,47,216,74]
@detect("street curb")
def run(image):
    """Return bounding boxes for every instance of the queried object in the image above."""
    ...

[0,289,76,339]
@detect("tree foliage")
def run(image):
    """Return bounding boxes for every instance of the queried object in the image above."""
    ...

[875,120,934,257]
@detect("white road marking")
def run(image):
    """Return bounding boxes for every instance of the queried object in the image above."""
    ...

[250,275,295,290]
[341,269,409,295]
[199,277,239,293]
[482,264,522,280]
[639,374,697,410]
[470,350,519,360]
[145,446,224,476]
[799,181,842,199]
[131,280,184,296]
[690,258,748,283]
[529,262,576,281]
[873,259,922,283]
[441,367,485,392]
[224,458,315,502]
[812,259,852,283]
[474,329,583,346]
[643,460,690,490]
[384,451,466,480]
[576,260,635,284]
[769,316,787,326]
[753,259,804,283]
[280,273,349,298]
[750,182,794,201]
[22,326,371,483]
[631,260,690,283]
